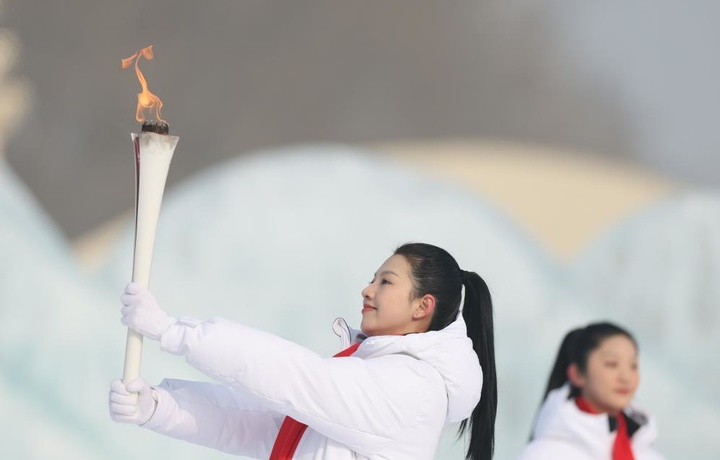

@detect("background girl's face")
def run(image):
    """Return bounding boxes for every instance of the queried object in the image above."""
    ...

[360,254,422,336]
[575,335,639,414]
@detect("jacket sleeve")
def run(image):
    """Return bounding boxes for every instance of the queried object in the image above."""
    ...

[159,317,446,457]
[141,378,283,458]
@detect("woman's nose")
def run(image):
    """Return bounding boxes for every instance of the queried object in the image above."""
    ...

[618,367,632,382]
[362,284,373,299]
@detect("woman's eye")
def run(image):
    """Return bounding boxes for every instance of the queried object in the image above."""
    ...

[381,279,391,285]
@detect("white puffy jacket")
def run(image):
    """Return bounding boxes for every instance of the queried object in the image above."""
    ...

[141,315,482,459]
[516,384,664,460]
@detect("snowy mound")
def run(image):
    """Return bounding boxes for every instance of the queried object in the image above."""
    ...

[575,193,720,353]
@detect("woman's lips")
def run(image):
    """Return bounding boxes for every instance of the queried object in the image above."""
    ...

[362,305,376,313]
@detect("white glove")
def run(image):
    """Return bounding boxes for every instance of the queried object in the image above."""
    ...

[120,282,177,341]
[108,378,158,425]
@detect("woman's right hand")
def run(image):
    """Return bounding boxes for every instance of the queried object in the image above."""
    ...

[108,378,157,425]
[120,282,177,341]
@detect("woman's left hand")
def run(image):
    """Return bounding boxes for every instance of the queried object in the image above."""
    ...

[120,282,177,340]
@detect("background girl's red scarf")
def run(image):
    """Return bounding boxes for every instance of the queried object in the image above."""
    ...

[575,396,635,460]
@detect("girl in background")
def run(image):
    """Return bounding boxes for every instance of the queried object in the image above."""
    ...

[517,322,664,460]
[109,242,497,460]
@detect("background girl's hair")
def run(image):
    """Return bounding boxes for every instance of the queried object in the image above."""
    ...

[394,243,497,460]
[529,322,638,440]
[541,327,585,401]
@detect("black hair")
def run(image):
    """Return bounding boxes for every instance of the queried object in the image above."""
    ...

[394,242,497,460]
[528,322,638,440]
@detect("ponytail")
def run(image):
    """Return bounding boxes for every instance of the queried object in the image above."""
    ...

[459,271,497,460]
[393,243,497,460]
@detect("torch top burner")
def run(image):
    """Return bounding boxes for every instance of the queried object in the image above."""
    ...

[141,121,169,135]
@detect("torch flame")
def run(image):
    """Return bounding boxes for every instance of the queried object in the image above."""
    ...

[122,45,165,124]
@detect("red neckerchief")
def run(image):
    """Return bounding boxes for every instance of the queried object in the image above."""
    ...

[576,396,635,460]
[269,342,362,460]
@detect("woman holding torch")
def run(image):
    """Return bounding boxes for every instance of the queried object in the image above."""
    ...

[109,242,497,460]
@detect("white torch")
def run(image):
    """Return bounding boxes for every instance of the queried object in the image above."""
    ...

[121,45,179,384]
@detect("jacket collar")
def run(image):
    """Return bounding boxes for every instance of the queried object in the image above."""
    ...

[332,317,366,349]
[331,314,482,423]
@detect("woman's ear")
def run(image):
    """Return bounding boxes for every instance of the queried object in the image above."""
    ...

[567,363,585,388]
[413,294,436,320]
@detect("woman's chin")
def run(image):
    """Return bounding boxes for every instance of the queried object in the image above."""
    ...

[359,321,371,336]
[360,320,382,337]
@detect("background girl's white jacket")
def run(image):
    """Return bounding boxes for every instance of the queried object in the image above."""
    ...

[141,315,482,459]
[516,384,664,460]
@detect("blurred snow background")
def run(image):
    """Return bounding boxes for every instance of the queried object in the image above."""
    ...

[2,1,720,459]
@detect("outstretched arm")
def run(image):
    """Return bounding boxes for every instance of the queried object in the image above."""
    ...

[120,283,447,457]
[160,319,445,456]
